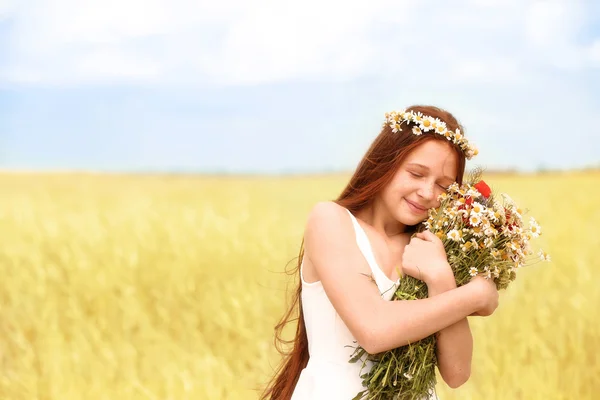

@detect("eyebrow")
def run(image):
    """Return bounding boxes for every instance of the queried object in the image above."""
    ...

[407,163,455,182]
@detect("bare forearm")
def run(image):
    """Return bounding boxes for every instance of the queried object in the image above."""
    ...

[429,281,473,388]
[364,283,481,354]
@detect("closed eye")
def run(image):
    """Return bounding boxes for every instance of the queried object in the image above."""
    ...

[410,170,450,189]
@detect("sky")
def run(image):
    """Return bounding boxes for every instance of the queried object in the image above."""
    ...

[0,0,599,174]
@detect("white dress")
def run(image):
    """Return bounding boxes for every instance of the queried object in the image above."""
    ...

[291,209,402,400]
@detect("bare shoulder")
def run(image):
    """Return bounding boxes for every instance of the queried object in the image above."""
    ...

[303,201,356,247]
[305,201,349,232]
[302,201,361,278]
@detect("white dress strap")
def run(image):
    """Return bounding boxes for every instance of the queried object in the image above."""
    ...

[345,209,394,287]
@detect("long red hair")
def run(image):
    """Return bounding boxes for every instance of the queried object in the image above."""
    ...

[260,105,469,399]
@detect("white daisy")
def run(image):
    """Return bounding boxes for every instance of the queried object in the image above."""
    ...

[471,202,485,215]
[467,188,480,198]
[538,249,551,262]
[483,266,492,279]
[529,218,541,237]
[469,214,482,226]
[420,116,435,132]
[447,229,463,242]
[453,131,464,143]
[444,208,457,218]
[484,226,497,237]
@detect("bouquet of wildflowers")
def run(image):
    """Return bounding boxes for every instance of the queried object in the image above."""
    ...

[350,169,550,400]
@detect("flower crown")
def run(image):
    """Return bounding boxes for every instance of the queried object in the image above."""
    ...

[384,109,479,160]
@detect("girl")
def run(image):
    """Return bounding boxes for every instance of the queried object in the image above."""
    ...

[261,105,499,400]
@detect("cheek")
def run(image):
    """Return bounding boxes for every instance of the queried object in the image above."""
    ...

[382,184,406,206]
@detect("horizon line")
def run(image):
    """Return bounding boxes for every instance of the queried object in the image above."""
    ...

[0,165,599,177]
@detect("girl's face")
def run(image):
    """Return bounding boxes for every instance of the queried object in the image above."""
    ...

[381,140,459,227]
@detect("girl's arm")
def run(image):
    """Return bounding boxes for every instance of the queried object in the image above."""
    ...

[304,201,494,355]
[428,278,473,388]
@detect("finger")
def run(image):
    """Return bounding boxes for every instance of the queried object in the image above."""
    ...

[415,232,427,240]
[416,230,437,242]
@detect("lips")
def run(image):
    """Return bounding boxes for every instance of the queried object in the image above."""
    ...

[405,198,428,213]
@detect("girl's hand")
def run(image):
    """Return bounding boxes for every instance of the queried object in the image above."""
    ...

[467,276,499,316]
[401,230,454,287]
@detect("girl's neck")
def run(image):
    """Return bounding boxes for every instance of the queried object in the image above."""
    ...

[354,199,407,238]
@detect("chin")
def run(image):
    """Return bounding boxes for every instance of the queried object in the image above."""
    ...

[406,217,427,227]
[397,203,428,225]
[396,211,426,227]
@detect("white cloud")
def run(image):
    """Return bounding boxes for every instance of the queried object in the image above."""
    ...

[589,39,600,66]
[75,48,162,81]
[0,0,15,15]
[525,0,579,46]
[521,0,596,70]
[14,0,175,47]
[0,0,598,85]
[451,58,522,84]
[205,1,416,84]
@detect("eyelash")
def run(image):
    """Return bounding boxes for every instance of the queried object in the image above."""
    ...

[409,172,448,190]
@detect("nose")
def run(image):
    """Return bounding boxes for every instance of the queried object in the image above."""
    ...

[417,181,435,201]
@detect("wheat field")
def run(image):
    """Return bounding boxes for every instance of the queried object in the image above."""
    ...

[0,171,598,400]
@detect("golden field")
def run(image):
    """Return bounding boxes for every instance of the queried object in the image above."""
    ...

[0,170,598,400]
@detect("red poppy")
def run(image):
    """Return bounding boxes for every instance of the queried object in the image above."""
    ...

[474,180,492,198]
